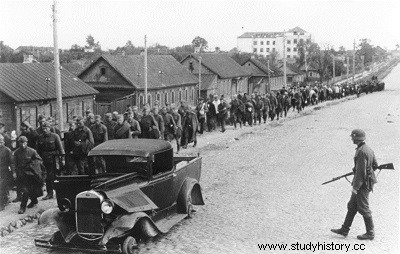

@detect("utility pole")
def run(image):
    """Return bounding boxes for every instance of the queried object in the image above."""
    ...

[52,0,63,132]
[283,31,287,88]
[267,58,271,93]
[352,39,356,83]
[198,55,202,99]
[144,35,148,105]
[332,55,335,82]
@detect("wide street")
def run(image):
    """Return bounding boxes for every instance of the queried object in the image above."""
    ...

[1,64,399,254]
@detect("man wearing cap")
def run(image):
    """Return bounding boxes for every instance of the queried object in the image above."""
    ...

[19,121,39,149]
[90,115,108,147]
[331,129,378,240]
[139,106,159,139]
[14,136,43,214]
[37,122,65,200]
[85,113,95,128]
[104,113,117,140]
[195,98,207,134]
[113,114,131,139]
[0,134,14,210]
[71,117,94,174]
[168,104,182,152]
[181,105,198,149]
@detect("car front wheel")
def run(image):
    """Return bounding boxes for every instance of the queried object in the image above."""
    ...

[122,236,138,254]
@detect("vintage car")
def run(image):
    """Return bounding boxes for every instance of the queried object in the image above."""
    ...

[35,139,204,253]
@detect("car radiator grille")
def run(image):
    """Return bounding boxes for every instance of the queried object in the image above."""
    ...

[76,192,103,235]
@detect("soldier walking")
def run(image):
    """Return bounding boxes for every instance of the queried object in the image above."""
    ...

[0,134,14,210]
[331,129,377,240]
[37,122,65,200]
[90,115,108,147]
[71,117,94,174]
[14,136,43,214]
[104,113,117,140]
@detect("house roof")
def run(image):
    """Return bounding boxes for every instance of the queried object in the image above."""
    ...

[199,74,217,90]
[62,62,86,76]
[0,63,98,102]
[238,27,307,38]
[237,32,283,39]
[183,53,250,79]
[242,58,270,76]
[80,54,198,90]
[287,27,308,34]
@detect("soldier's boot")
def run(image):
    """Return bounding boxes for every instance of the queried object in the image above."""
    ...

[357,216,375,240]
[18,193,28,214]
[331,210,356,237]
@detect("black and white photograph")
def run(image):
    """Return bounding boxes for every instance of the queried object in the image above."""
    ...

[0,0,399,253]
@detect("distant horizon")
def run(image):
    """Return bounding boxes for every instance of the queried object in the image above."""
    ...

[1,0,399,52]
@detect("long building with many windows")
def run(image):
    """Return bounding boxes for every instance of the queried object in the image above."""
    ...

[237,27,311,61]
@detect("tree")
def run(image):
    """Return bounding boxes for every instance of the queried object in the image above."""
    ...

[357,38,374,65]
[395,43,399,51]
[86,34,95,47]
[191,36,208,52]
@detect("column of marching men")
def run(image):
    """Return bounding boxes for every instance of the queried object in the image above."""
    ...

[0,79,382,214]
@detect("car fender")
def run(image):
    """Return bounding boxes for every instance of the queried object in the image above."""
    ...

[38,208,78,243]
[177,178,205,213]
[38,208,60,226]
[101,212,162,245]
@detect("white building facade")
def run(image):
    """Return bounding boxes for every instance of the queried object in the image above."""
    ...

[237,27,311,61]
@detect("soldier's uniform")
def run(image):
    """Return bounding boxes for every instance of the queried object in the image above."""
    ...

[37,122,65,199]
[104,114,117,140]
[14,136,43,214]
[72,118,94,174]
[0,135,14,210]
[331,129,377,240]
[90,120,108,147]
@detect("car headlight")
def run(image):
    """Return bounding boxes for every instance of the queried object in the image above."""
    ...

[59,198,71,212]
[101,200,114,214]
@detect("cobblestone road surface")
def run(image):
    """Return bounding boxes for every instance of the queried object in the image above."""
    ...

[1,65,399,254]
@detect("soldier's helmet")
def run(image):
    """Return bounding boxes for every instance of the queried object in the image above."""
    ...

[350,129,366,141]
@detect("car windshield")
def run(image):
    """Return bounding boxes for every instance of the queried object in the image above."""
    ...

[89,155,148,176]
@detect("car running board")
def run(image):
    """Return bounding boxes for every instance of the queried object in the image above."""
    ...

[155,213,188,233]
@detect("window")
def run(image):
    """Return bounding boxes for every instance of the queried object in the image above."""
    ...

[267,41,270,45]
[287,40,291,44]
[261,41,264,45]
[253,41,257,45]
[147,94,152,106]
[185,89,188,100]
[287,47,291,52]
[164,93,168,104]
[294,39,297,44]
[139,95,144,107]
[266,48,270,52]
[293,47,297,52]
[272,48,275,52]
[260,48,264,52]
[287,55,291,58]
[156,93,161,104]
[191,88,195,101]
[273,41,275,45]
[100,67,106,75]
[253,48,257,53]
[171,91,175,103]
[179,90,182,102]
[300,39,304,44]
[309,72,313,77]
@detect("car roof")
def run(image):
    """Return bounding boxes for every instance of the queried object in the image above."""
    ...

[88,139,172,157]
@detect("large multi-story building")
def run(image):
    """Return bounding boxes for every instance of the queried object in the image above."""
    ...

[237,27,311,61]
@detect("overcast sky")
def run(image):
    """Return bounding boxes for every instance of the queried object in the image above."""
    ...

[1,0,399,52]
